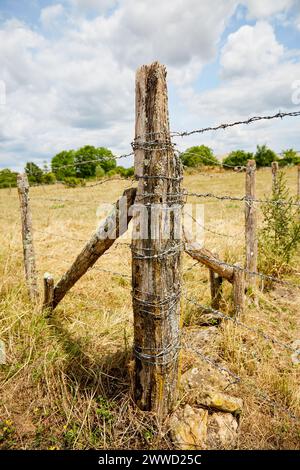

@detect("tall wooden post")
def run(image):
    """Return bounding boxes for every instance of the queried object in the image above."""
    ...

[17,173,39,301]
[132,62,182,418]
[245,160,257,291]
[272,161,279,188]
[297,165,300,200]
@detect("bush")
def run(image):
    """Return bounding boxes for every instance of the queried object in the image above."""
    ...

[63,177,86,188]
[181,145,218,167]
[278,149,300,167]
[124,167,134,177]
[95,165,105,179]
[223,150,253,168]
[42,172,56,185]
[258,171,300,279]
[0,169,18,188]
[255,145,278,167]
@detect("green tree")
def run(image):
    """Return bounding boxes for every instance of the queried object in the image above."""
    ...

[51,150,76,180]
[25,162,43,184]
[278,149,300,167]
[223,150,253,168]
[74,146,116,178]
[255,145,278,167]
[180,145,218,167]
[0,169,18,188]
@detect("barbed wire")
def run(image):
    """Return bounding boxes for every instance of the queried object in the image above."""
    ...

[186,191,300,207]
[171,110,300,137]
[183,210,245,239]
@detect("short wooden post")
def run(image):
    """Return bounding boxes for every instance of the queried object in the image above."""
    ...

[233,265,245,318]
[132,62,182,418]
[43,273,54,312]
[245,160,257,291]
[17,173,39,301]
[297,164,300,200]
[209,269,223,310]
[272,161,279,188]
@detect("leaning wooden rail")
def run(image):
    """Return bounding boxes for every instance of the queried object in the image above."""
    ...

[44,187,136,312]
[184,235,234,282]
[184,231,244,316]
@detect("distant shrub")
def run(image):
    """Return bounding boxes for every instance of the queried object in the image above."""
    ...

[0,169,18,188]
[223,150,253,168]
[255,145,278,167]
[42,172,56,185]
[181,145,218,167]
[63,177,86,188]
[124,167,134,177]
[278,149,300,167]
[95,165,105,179]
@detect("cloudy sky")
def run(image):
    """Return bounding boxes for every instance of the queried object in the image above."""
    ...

[0,0,300,171]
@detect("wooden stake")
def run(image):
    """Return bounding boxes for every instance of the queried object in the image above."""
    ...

[245,160,257,291]
[233,265,245,317]
[209,269,223,310]
[52,187,136,310]
[17,173,39,301]
[132,62,182,418]
[43,273,54,313]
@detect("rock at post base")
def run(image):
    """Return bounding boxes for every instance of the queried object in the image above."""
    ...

[207,412,239,449]
[169,404,208,450]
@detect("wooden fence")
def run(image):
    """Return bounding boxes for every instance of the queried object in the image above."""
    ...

[16,62,300,419]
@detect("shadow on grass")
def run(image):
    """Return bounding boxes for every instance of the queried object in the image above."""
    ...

[47,314,132,400]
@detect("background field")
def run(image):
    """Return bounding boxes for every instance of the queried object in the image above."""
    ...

[0,167,299,449]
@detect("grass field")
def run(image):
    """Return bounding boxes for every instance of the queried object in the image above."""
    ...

[0,166,299,449]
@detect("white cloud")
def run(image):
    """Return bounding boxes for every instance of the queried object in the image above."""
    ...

[244,0,294,18]
[221,22,284,79]
[68,0,118,14]
[178,22,300,155]
[40,4,65,28]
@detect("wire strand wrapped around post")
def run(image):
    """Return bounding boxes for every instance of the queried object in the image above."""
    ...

[131,62,182,418]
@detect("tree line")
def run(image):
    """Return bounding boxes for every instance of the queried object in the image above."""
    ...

[1,144,299,188]
[181,144,300,168]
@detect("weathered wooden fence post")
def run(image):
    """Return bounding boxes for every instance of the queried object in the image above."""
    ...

[43,273,54,312]
[132,62,182,418]
[272,161,279,188]
[17,173,39,301]
[297,164,300,200]
[209,268,223,310]
[245,160,257,291]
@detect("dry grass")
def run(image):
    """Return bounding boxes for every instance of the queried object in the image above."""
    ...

[0,167,299,449]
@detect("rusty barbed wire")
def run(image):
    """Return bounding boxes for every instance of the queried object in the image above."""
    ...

[186,191,300,207]
[171,110,300,137]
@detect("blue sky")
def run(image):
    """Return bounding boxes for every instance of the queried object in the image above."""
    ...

[0,0,300,171]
